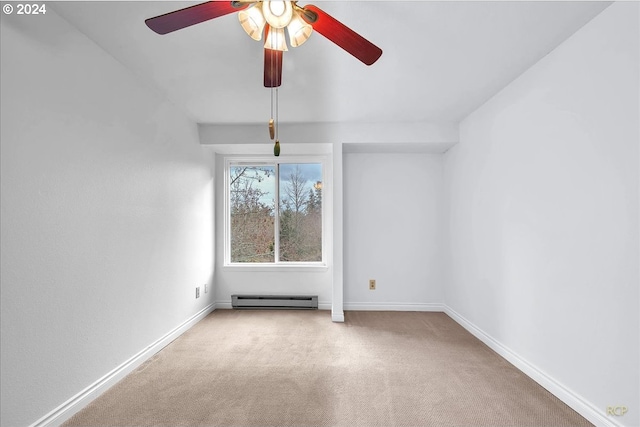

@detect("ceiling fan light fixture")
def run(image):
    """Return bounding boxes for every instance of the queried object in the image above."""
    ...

[239,4,266,41]
[262,1,293,29]
[287,10,312,47]
[264,26,288,51]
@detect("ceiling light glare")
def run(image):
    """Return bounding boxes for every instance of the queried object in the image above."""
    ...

[287,10,312,47]
[262,1,293,29]
[239,4,266,41]
[264,26,288,51]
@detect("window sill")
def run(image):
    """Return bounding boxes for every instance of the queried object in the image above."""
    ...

[222,263,328,273]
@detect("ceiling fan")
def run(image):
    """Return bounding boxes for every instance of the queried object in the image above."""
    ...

[145,1,383,88]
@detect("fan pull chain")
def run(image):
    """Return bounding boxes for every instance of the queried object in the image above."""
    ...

[274,85,280,155]
[269,86,274,140]
[273,29,280,156]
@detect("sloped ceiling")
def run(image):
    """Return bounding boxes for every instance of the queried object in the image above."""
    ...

[53,1,610,127]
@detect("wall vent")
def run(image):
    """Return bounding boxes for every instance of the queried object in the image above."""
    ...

[231,295,318,310]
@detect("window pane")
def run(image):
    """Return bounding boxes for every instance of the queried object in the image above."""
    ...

[230,165,275,262]
[278,163,322,262]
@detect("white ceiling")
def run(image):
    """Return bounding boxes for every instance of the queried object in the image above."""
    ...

[52,1,610,126]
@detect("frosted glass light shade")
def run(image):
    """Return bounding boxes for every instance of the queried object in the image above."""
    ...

[262,1,293,29]
[287,11,312,47]
[264,26,288,51]
[239,5,266,41]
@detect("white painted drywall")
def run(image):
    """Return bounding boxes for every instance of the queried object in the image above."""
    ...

[344,153,444,309]
[0,9,214,427]
[443,3,638,426]
[198,122,459,149]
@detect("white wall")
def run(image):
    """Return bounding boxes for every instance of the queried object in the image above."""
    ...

[0,10,214,427]
[199,122,459,149]
[344,153,444,309]
[443,3,638,426]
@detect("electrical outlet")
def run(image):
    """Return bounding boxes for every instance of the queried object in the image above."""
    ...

[196,287,200,299]
[369,279,376,290]
[204,283,208,293]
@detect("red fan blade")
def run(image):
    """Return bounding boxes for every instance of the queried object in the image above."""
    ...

[301,4,382,65]
[264,48,283,88]
[145,1,248,35]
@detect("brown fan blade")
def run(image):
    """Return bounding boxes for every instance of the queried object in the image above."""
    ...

[264,48,283,88]
[145,1,249,35]
[301,4,382,66]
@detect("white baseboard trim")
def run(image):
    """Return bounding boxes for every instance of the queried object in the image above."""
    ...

[344,302,445,312]
[215,300,232,309]
[30,303,216,427]
[443,305,619,427]
[319,302,332,311]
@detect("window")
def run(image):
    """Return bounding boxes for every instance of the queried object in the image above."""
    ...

[225,158,324,266]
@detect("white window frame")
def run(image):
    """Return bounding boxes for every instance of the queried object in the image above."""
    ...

[223,156,328,270]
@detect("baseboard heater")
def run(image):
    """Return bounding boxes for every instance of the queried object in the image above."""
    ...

[231,294,318,310]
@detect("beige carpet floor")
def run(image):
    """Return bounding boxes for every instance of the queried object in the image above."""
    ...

[63,310,592,427]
